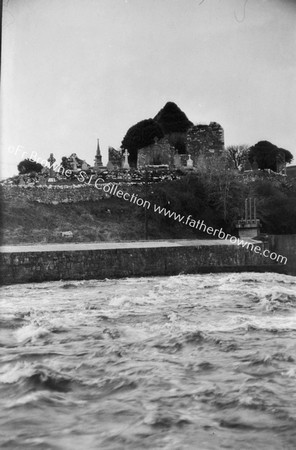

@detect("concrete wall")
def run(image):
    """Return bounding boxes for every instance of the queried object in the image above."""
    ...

[0,243,286,285]
[269,234,296,275]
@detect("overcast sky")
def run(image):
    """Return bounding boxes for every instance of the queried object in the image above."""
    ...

[1,0,296,178]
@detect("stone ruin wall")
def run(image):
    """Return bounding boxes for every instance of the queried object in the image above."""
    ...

[108,147,123,170]
[165,131,188,152]
[137,138,175,169]
[0,183,145,205]
[186,122,224,166]
[136,123,224,169]
[0,185,106,204]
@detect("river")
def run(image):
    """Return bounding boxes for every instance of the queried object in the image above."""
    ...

[0,272,296,449]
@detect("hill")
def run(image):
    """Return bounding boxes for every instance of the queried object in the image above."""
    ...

[1,164,296,245]
[0,192,204,245]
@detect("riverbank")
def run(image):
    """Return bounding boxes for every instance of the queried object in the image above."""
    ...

[0,239,287,285]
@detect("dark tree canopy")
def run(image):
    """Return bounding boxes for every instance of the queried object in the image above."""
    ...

[120,102,193,163]
[154,101,193,134]
[279,148,294,164]
[248,140,293,172]
[121,118,164,164]
[17,159,43,174]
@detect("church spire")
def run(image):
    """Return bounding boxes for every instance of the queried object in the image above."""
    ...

[94,138,103,168]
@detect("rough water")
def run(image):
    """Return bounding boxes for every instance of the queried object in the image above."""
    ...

[0,272,296,450]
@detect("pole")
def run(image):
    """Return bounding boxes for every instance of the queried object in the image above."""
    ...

[144,166,148,240]
[254,198,256,221]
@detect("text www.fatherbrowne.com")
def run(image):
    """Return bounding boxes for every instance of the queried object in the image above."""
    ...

[98,182,287,265]
[9,147,287,264]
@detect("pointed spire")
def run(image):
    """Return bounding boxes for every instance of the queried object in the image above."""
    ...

[94,138,103,168]
[96,139,101,157]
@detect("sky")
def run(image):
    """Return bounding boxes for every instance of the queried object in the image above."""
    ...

[1,0,296,178]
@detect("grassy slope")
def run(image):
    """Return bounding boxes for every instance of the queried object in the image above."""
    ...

[0,195,201,245]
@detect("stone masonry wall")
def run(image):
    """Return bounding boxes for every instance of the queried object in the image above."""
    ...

[108,147,123,170]
[269,234,296,276]
[0,183,144,205]
[137,138,175,169]
[0,243,285,285]
[186,122,224,166]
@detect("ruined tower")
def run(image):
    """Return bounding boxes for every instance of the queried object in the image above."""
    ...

[186,122,224,166]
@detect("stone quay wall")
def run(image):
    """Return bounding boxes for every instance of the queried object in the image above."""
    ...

[269,234,296,276]
[0,243,286,285]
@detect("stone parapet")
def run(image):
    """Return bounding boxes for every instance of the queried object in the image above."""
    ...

[0,241,286,285]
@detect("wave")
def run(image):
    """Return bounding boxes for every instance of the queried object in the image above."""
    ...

[0,361,72,392]
[28,369,72,392]
[0,361,35,384]
[246,351,294,366]
[143,412,192,428]
[14,323,51,344]
[244,315,296,332]
[253,291,296,313]
[60,283,79,289]
[0,316,27,330]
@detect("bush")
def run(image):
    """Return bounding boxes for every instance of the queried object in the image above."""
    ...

[251,178,296,233]
[17,159,44,174]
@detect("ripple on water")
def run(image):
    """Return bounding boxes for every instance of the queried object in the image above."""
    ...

[0,272,296,450]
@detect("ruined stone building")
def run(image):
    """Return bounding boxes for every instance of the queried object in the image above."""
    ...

[117,102,225,170]
[137,137,175,169]
[185,122,224,166]
[107,147,123,171]
[105,102,225,171]
[136,122,224,169]
[105,121,225,171]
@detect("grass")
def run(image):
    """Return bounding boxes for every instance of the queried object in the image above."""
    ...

[0,195,206,245]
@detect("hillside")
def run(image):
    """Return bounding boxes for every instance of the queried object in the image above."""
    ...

[1,165,296,246]
[0,194,203,245]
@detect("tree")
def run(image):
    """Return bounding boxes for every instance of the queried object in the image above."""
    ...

[17,159,43,174]
[154,101,193,134]
[121,119,164,165]
[195,154,247,226]
[225,145,249,170]
[61,156,71,170]
[251,178,296,233]
[248,141,293,172]
[279,148,294,165]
